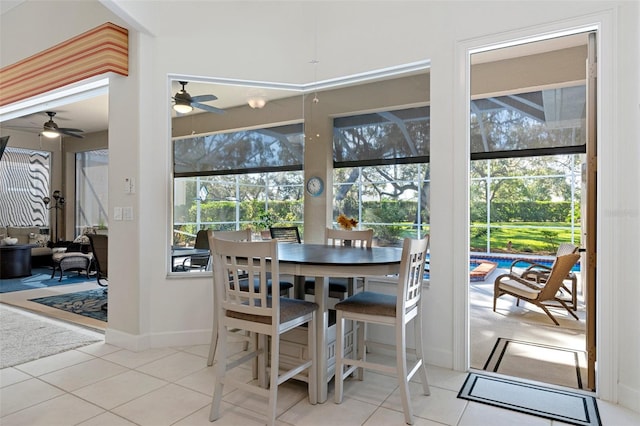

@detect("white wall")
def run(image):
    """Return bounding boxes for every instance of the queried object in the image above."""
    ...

[2,0,638,411]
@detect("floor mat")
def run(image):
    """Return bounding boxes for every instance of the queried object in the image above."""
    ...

[458,372,600,426]
[29,289,107,322]
[0,267,94,293]
[0,304,103,368]
[483,337,586,389]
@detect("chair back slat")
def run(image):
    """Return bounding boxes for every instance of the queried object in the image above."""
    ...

[537,253,580,301]
[210,237,279,321]
[325,228,373,248]
[398,236,429,313]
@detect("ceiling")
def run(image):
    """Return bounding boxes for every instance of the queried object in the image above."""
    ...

[0,23,587,140]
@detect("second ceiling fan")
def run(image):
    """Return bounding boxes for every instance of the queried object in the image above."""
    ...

[42,111,84,139]
[172,81,225,114]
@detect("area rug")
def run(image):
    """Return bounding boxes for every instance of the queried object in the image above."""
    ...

[29,289,107,322]
[458,373,601,426]
[0,267,94,293]
[483,337,586,389]
[0,304,103,368]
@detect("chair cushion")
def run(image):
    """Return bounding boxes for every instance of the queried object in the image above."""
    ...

[226,297,318,324]
[334,291,397,317]
[52,252,93,262]
[497,278,542,299]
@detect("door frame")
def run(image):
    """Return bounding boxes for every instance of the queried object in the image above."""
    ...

[453,11,617,401]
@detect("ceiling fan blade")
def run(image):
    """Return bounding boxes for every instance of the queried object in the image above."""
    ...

[191,94,217,102]
[192,103,225,114]
[59,129,84,138]
[0,125,40,130]
[58,127,84,133]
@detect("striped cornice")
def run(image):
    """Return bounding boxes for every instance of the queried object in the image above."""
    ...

[0,22,128,107]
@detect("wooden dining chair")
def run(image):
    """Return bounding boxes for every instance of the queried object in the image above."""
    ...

[304,228,374,302]
[207,229,296,366]
[334,236,430,425]
[209,237,318,426]
[206,229,252,366]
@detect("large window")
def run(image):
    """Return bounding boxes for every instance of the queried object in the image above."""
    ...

[173,171,304,246]
[470,155,583,254]
[332,107,431,246]
[173,124,304,248]
[333,164,430,246]
[75,149,108,235]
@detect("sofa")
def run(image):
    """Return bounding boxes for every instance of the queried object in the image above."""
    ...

[0,226,53,262]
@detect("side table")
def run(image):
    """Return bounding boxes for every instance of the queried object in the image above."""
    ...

[0,244,33,279]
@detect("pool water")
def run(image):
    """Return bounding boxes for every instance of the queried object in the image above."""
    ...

[470,255,581,272]
[423,254,580,281]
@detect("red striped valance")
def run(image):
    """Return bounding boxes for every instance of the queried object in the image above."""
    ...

[0,22,128,107]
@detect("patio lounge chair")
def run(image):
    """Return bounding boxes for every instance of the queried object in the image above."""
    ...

[509,243,579,310]
[493,252,580,326]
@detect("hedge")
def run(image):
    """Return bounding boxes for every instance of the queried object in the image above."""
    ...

[471,201,577,223]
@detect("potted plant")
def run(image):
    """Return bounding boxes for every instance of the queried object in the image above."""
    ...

[255,210,276,239]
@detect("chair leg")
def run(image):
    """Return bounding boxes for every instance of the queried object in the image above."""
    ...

[356,319,365,381]
[209,324,227,422]
[396,322,414,425]
[267,333,279,426]
[255,334,266,389]
[334,312,345,404]
[413,313,430,396]
[538,304,561,326]
[307,313,317,405]
[207,305,219,366]
[557,299,580,320]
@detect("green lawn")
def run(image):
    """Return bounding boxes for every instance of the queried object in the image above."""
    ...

[470,222,581,255]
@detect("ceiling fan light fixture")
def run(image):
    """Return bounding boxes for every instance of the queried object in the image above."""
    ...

[42,121,60,138]
[173,99,193,114]
[42,129,60,138]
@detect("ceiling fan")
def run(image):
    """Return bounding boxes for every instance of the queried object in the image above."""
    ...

[172,81,225,114]
[41,111,84,139]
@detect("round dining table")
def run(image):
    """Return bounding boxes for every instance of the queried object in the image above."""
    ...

[275,243,403,403]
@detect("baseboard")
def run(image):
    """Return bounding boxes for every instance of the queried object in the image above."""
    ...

[148,328,211,348]
[105,327,210,351]
[105,328,150,351]
[617,382,640,415]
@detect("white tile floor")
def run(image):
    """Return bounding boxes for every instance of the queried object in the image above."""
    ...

[2,329,640,426]
[2,277,640,425]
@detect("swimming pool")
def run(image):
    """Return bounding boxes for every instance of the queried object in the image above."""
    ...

[469,254,581,272]
[423,253,580,281]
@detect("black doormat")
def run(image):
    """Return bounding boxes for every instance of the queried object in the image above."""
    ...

[458,373,601,426]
